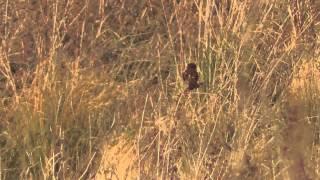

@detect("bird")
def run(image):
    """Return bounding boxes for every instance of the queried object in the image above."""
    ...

[182,63,200,90]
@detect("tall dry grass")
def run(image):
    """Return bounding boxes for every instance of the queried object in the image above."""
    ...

[0,0,319,179]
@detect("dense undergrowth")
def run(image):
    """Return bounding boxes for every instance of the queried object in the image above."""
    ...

[0,0,320,179]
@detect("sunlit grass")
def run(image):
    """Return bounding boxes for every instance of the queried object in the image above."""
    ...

[0,0,319,179]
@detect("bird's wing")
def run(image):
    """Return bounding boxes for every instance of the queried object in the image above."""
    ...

[182,72,188,81]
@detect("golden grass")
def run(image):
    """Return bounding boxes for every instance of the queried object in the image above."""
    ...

[0,0,319,179]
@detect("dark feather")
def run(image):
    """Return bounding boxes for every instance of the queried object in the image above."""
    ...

[182,63,200,90]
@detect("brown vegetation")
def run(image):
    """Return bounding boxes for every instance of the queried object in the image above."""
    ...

[0,0,319,179]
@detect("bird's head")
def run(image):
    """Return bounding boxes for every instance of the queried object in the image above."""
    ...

[187,63,197,71]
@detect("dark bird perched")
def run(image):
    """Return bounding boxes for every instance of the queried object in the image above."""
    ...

[182,63,200,90]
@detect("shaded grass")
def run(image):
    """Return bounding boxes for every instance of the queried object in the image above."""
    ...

[0,0,320,179]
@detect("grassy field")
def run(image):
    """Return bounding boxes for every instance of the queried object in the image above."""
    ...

[0,0,320,179]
